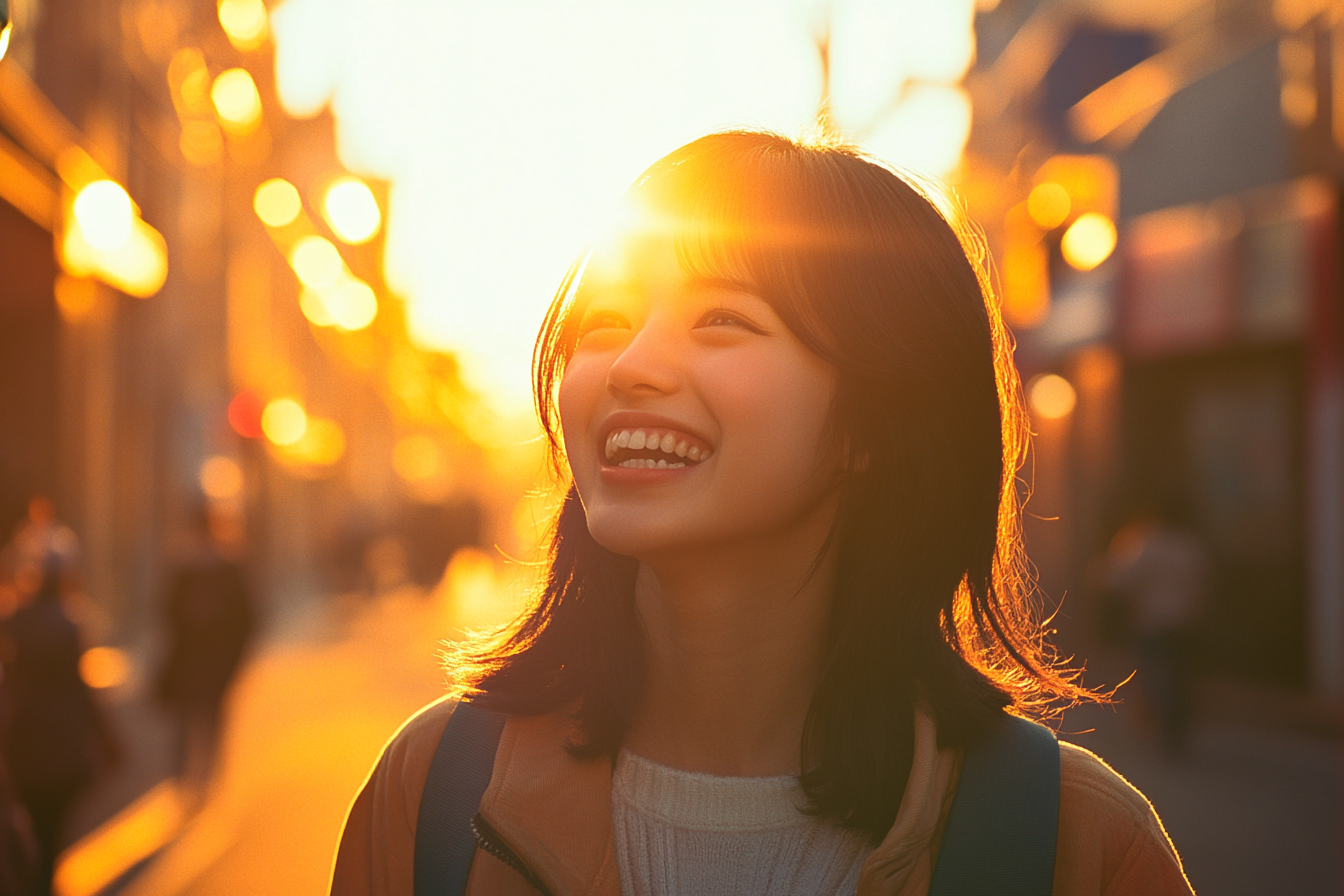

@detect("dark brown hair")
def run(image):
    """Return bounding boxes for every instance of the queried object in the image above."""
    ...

[452,131,1087,841]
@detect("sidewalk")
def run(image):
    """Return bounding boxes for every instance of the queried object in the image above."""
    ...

[1059,700,1343,896]
[54,549,524,896]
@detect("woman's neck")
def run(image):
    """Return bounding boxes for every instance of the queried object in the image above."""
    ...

[624,507,838,778]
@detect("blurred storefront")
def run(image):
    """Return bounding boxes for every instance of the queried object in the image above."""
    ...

[0,0,511,665]
[963,0,1344,702]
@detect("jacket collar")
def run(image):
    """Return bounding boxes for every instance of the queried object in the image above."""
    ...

[478,707,957,896]
[478,709,621,896]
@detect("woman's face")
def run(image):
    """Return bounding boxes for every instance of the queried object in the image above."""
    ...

[558,234,842,560]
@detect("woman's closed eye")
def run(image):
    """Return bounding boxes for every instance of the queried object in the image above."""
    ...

[694,308,765,333]
[578,309,630,337]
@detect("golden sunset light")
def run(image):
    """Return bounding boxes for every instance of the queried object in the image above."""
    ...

[270,0,979,406]
[5,3,1336,895]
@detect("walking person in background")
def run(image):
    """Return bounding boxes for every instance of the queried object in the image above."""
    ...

[1106,504,1211,756]
[0,561,120,896]
[0,752,40,896]
[0,497,81,617]
[154,504,256,788]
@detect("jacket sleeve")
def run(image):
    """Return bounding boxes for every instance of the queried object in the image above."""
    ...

[1053,742,1195,896]
[331,697,459,896]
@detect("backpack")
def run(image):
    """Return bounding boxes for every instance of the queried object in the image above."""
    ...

[414,704,1059,896]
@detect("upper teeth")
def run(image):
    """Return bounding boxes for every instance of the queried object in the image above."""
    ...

[604,429,712,464]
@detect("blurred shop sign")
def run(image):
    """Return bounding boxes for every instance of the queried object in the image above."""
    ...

[1239,179,1334,343]
[1123,203,1238,356]
[1033,271,1115,355]
[1121,177,1334,358]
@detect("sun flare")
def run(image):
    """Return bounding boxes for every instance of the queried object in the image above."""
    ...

[271,1,976,409]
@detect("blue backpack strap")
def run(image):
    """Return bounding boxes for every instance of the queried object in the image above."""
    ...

[927,714,1060,896]
[414,701,507,896]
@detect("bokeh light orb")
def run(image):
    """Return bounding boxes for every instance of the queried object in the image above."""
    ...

[261,397,308,445]
[1027,182,1071,230]
[254,178,302,227]
[322,177,381,244]
[1028,373,1077,420]
[228,390,265,438]
[218,0,269,50]
[199,455,244,499]
[212,68,263,132]
[73,180,134,251]
[299,289,335,327]
[288,235,343,290]
[79,647,131,689]
[326,278,378,331]
[1061,212,1117,271]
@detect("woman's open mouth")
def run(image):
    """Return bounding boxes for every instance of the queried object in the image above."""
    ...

[602,427,713,469]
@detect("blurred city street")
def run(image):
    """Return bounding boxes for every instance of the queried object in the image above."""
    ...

[3,0,1344,893]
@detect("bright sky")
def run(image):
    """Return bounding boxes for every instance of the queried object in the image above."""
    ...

[271,1,975,409]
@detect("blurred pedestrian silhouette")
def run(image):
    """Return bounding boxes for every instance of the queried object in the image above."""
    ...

[0,559,120,896]
[0,498,81,616]
[154,504,255,787]
[1105,503,1211,756]
[0,753,40,896]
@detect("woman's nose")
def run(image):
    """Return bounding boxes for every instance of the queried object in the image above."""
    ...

[606,320,681,396]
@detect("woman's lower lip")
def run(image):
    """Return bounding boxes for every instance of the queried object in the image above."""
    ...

[598,462,700,483]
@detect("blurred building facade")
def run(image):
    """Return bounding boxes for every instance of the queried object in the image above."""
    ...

[0,0,505,666]
[962,0,1344,703]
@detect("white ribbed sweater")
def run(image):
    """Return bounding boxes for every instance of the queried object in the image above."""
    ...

[611,750,874,896]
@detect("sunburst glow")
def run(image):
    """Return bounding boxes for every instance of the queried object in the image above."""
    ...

[272,1,976,407]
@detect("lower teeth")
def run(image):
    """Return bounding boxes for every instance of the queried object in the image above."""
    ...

[618,459,687,469]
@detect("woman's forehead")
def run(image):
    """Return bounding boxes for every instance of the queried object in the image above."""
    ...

[581,227,756,298]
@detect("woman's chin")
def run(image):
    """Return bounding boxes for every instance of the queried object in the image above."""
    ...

[586,513,709,560]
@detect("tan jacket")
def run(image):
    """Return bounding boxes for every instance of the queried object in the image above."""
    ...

[331,698,1194,896]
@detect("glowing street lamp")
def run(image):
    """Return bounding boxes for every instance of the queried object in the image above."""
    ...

[73,181,134,251]
[322,176,381,244]
[254,178,302,227]
[212,68,262,133]
[1027,182,1071,231]
[218,0,269,51]
[288,235,343,290]
[1061,213,1117,272]
[1028,373,1077,420]
[61,192,168,299]
[299,289,335,327]
[261,398,308,446]
[325,277,378,331]
[299,277,378,332]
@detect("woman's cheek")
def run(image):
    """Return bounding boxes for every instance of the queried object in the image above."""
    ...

[558,358,605,472]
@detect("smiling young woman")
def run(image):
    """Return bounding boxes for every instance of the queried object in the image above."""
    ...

[331,132,1194,896]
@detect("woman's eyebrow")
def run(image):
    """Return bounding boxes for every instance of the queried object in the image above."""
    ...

[685,274,759,295]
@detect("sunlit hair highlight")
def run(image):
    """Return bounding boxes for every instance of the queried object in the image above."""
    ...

[456,130,1095,842]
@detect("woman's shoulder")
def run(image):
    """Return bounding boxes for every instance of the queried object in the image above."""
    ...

[1054,740,1194,895]
[330,696,459,896]
[373,693,462,805]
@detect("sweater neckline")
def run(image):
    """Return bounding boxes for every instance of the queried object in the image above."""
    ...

[613,749,810,831]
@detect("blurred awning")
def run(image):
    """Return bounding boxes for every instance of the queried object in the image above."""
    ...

[0,58,167,297]
[0,59,65,230]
